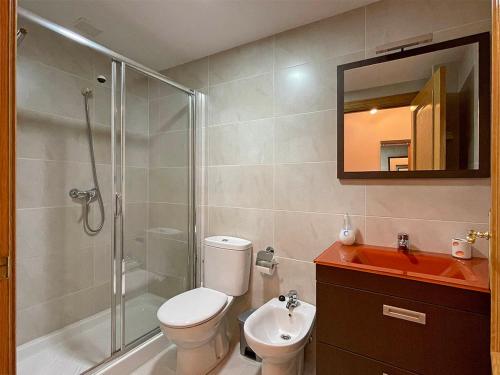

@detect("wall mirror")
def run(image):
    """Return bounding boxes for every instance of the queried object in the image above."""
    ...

[337,33,490,179]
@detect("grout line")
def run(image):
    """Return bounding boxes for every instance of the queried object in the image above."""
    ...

[208,107,337,128]
[17,157,112,166]
[18,106,110,128]
[205,160,336,168]
[18,55,95,84]
[204,204,489,226]
[208,70,272,89]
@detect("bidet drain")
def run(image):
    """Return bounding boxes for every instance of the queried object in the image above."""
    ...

[280,334,291,340]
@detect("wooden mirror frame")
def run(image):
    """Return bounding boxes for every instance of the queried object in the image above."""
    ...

[337,32,491,179]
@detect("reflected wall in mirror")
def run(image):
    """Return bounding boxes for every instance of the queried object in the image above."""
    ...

[338,33,490,179]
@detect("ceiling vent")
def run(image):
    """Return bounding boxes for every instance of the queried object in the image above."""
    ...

[73,17,103,38]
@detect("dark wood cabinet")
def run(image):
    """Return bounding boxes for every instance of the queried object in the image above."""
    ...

[317,343,418,375]
[316,265,491,375]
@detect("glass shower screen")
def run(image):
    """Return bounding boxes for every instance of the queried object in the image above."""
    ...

[112,63,194,350]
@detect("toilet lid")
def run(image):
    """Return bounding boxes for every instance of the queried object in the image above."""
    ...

[157,287,228,328]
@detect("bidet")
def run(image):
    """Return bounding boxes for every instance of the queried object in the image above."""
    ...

[244,297,316,375]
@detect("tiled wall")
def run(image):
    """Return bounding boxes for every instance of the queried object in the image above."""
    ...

[164,0,492,372]
[16,18,113,345]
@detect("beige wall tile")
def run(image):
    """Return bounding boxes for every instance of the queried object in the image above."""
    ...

[148,273,187,300]
[163,57,209,90]
[275,8,365,69]
[149,92,190,134]
[124,236,147,267]
[210,37,273,85]
[208,165,274,209]
[209,73,273,125]
[149,130,188,168]
[147,234,188,278]
[207,206,274,253]
[124,203,148,240]
[274,53,362,116]
[125,93,149,134]
[17,159,92,209]
[126,167,148,203]
[432,20,491,44]
[366,180,490,223]
[275,110,336,163]
[17,284,106,345]
[365,0,490,51]
[125,132,149,168]
[17,248,94,310]
[274,59,335,116]
[208,118,274,166]
[126,69,149,99]
[365,216,489,258]
[91,204,113,249]
[429,0,490,33]
[149,167,188,204]
[17,59,92,121]
[17,110,110,164]
[149,203,189,242]
[275,162,365,214]
[275,258,316,305]
[95,164,112,205]
[94,86,111,127]
[275,211,364,262]
[93,244,111,286]
[16,206,92,260]
[18,18,94,80]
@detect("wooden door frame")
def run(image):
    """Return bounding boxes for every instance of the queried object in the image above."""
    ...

[493,0,500,372]
[0,0,16,374]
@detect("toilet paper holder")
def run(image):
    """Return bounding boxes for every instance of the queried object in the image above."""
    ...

[255,246,277,275]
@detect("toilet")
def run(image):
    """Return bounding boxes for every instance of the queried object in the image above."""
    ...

[157,236,252,375]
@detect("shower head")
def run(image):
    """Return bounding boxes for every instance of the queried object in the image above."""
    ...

[17,28,27,46]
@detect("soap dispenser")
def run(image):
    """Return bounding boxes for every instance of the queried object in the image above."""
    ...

[339,213,356,245]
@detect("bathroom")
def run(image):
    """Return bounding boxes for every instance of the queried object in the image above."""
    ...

[0,0,498,374]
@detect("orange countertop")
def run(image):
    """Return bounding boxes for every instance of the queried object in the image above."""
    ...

[314,242,490,293]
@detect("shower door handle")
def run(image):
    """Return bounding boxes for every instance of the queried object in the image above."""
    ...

[114,193,122,217]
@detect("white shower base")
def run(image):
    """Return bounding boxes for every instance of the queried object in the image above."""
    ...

[17,293,165,375]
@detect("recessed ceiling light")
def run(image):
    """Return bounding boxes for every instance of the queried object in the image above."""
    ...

[370,108,378,115]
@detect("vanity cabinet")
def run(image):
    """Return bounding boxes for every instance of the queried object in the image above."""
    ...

[316,264,491,375]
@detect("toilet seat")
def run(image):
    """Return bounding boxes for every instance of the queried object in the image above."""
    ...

[157,287,228,329]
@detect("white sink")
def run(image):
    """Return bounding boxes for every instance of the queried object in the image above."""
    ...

[244,297,316,375]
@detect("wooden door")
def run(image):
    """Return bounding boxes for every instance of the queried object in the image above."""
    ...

[0,0,16,374]
[410,66,447,170]
[492,0,500,373]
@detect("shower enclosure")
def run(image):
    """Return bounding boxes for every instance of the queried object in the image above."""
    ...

[16,8,199,375]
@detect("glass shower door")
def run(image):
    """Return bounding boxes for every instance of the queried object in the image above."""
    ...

[113,63,194,348]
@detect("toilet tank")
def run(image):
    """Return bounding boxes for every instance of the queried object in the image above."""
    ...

[204,236,252,296]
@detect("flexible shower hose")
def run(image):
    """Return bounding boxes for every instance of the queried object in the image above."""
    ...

[82,90,105,234]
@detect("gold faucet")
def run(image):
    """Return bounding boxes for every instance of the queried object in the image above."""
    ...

[466,229,492,244]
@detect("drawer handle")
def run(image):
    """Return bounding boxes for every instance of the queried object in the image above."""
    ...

[383,304,426,325]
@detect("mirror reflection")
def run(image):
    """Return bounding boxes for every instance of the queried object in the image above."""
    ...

[343,41,482,173]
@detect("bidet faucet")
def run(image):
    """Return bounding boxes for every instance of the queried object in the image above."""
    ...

[285,290,298,311]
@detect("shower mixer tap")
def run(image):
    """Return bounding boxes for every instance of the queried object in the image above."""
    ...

[69,188,98,204]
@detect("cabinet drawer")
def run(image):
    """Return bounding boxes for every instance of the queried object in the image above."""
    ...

[317,343,417,375]
[317,282,490,375]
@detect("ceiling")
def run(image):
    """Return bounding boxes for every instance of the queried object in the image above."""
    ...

[19,0,378,71]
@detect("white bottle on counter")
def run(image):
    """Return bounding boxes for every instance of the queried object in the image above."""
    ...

[339,213,356,245]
